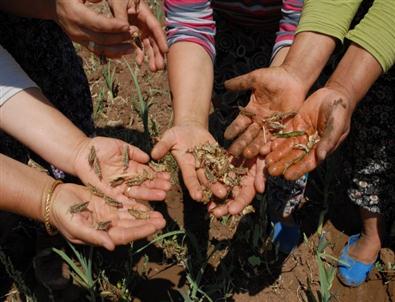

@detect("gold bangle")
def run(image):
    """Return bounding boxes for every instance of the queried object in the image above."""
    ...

[43,180,62,236]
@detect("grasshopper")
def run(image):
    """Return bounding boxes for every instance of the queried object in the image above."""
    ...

[274,130,306,138]
[88,146,96,168]
[128,208,150,220]
[96,220,112,231]
[104,196,123,208]
[86,183,105,198]
[69,201,90,215]
[122,145,129,172]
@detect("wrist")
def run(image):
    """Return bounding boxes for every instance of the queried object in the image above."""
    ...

[173,116,208,129]
[325,80,357,110]
[71,136,93,177]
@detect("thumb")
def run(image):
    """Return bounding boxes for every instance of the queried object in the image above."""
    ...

[71,225,115,251]
[224,71,256,92]
[316,119,346,162]
[151,130,176,160]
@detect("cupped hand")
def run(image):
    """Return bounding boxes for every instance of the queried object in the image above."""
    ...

[107,0,168,71]
[151,124,228,201]
[266,87,354,180]
[208,156,266,218]
[224,66,306,159]
[73,136,171,201]
[51,183,166,250]
[54,0,134,58]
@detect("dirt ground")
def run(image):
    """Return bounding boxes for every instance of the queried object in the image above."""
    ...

[0,2,394,301]
[77,41,395,301]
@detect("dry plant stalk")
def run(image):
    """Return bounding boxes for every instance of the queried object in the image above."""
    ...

[96,220,112,231]
[27,159,48,174]
[128,208,150,220]
[188,142,248,204]
[68,201,90,214]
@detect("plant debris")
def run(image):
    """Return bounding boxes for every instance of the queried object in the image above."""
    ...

[188,142,248,204]
[27,158,48,174]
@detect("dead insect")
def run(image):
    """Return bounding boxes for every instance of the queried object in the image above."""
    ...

[122,145,129,171]
[88,146,97,167]
[131,31,143,50]
[110,176,125,187]
[28,158,48,174]
[238,106,256,118]
[93,158,103,181]
[87,183,105,198]
[96,220,112,231]
[205,168,217,183]
[128,208,150,220]
[69,201,90,214]
[126,170,154,187]
[241,205,255,216]
[201,188,213,204]
[274,130,306,138]
[104,196,123,208]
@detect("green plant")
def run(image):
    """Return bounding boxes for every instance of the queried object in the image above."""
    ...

[102,60,118,102]
[93,86,106,120]
[53,243,96,301]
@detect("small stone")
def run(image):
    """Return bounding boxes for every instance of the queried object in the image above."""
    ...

[358,180,368,188]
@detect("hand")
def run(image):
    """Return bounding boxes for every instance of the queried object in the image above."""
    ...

[266,87,354,180]
[53,0,134,58]
[107,0,168,71]
[224,66,307,158]
[151,124,228,201]
[51,183,166,250]
[73,136,171,201]
[208,156,266,217]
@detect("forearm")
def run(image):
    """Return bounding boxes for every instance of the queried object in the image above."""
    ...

[0,0,55,19]
[326,43,383,109]
[0,154,55,221]
[0,88,87,175]
[168,42,213,128]
[281,32,337,94]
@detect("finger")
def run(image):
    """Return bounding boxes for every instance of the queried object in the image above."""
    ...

[70,223,115,250]
[132,8,168,53]
[283,150,318,181]
[81,40,134,58]
[128,145,150,163]
[267,149,306,177]
[228,123,261,157]
[108,224,158,245]
[259,141,272,156]
[210,204,230,218]
[125,186,167,201]
[115,217,165,230]
[265,139,295,166]
[81,28,132,45]
[254,158,266,193]
[143,38,156,71]
[179,160,203,201]
[155,172,171,180]
[228,183,256,215]
[196,169,228,199]
[77,4,129,33]
[244,131,268,159]
[142,178,172,191]
[224,71,255,91]
[316,123,347,162]
[151,130,175,160]
[151,39,165,70]
[224,114,252,140]
[109,1,129,22]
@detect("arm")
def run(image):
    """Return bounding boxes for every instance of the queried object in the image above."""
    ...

[0,154,166,250]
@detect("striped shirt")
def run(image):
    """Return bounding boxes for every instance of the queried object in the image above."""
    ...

[165,0,304,61]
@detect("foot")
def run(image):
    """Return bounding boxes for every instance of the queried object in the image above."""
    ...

[348,232,381,264]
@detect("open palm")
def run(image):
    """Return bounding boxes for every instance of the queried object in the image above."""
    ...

[73,136,171,202]
[51,183,166,250]
[224,66,306,158]
[266,87,354,180]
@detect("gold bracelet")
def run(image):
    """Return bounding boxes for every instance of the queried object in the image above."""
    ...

[43,180,62,236]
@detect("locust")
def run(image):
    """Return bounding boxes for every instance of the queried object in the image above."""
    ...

[131,31,143,50]
[104,196,123,208]
[128,208,150,220]
[122,145,129,171]
[69,201,90,214]
[238,106,256,118]
[96,220,112,231]
[110,176,125,187]
[88,146,96,167]
[93,158,103,181]
[87,183,105,198]
[274,130,306,138]
[126,170,154,187]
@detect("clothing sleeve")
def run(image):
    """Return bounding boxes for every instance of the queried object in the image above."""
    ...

[272,0,304,58]
[296,0,363,42]
[346,0,395,72]
[0,45,38,106]
[164,0,216,61]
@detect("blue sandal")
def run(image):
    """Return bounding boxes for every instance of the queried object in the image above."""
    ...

[338,234,375,287]
[272,221,300,254]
